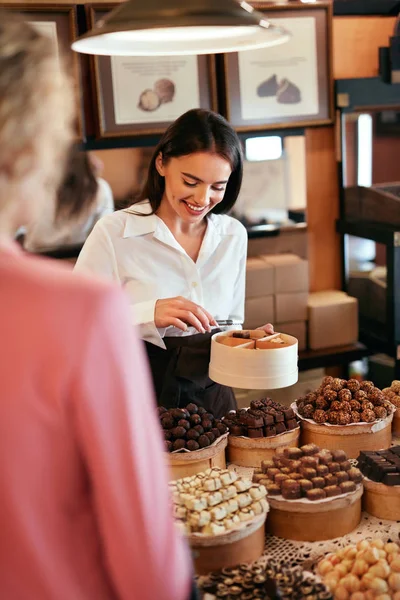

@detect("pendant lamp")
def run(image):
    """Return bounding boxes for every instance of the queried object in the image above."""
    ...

[72,0,290,56]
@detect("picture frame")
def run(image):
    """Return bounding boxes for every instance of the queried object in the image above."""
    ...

[3,4,84,140]
[86,5,219,139]
[221,2,333,132]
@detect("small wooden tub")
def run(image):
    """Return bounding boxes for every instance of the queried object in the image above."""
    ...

[189,513,266,575]
[266,486,363,542]
[168,434,228,481]
[228,428,300,468]
[298,412,394,459]
[363,477,400,520]
[393,408,400,436]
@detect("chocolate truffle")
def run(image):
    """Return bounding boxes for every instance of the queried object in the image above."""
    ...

[206,431,216,444]
[318,450,333,465]
[173,439,186,451]
[337,411,352,426]
[190,414,202,426]
[281,479,301,500]
[187,428,200,440]
[330,401,342,412]
[198,434,211,448]
[360,380,374,392]
[178,419,190,431]
[165,440,173,452]
[275,473,290,486]
[267,468,281,479]
[341,460,351,471]
[301,444,319,456]
[336,471,349,484]
[211,427,221,439]
[261,460,274,473]
[193,425,204,435]
[325,485,341,497]
[186,440,200,451]
[351,411,361,423]
[346,379,360,393]
[374,406,388,419]
[315,397,329,411]
[340,401,352,414]
[301,404,315,419]
[300,467,317,480]
[313,409,327,424]
[361,409,376,423]
[350,400,361,411]
[266,483,281,496]
[324,390,338,403]
[340,481,356,493]
[324,474,338,486]
[316,464,329,477]
[354,390,367,402]
[171,426,187,439]
[328,411,340,425]
[301,456,319,469]
[361,401,375,412]
[299,479,313,493]
[348,467,363,483]
[307,488,327,501]
[328,462,340,473]
[311,477,326,489]
[186,403,198,414]
[284,447,303,460]
[338,389,352,403]
[322,376,335,387]
[161,415,174,429]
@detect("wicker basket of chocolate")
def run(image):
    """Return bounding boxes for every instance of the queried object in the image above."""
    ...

[382,380,400,436]
[170,468,268,574]
[253,443,363,542]
[223,398,300,468]
[159,404,228,480]
[293,377,395,458]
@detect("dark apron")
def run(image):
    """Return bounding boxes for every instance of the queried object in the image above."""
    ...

[144,331,237,419]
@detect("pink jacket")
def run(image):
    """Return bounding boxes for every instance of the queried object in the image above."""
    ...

[0,245,191,600]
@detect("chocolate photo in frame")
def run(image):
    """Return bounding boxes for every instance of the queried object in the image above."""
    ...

[3,4,83,139]
[221,2,333,131]
[86,5,218,139]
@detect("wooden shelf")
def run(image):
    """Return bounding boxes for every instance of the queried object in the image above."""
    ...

[299,342,370,371]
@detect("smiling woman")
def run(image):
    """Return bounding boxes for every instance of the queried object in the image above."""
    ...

[75,109,274,417]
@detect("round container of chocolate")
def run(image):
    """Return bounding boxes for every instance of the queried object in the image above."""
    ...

[189,513,266,575]
[228,429,300,468]
[209,331,298,390]
[363,477,400,520]
[358,446,400,520]
[266,485,363,542]
[168,434,228,481]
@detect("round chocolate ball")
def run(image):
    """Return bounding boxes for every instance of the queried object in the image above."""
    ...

[198,434,211,448]
[197,407,207,416]
[211,427,221,439]
[186,403,198,414]
[201,419,213,431]
[173,439,186,451]
[206,431,216,444]
[177,419,190,431]
[204,412,215,422]
[171,426,187,439]
[164,430,172,441]
[181,408,191,419]
[161,416,174,430]
[165,440,173,452]
[158,406,168,416]
[186,440,200,451]
[187,428,200,440]
[170,408,186,420]
[216,422,227,434]
[189,414,202,426]
[193,424,204,435]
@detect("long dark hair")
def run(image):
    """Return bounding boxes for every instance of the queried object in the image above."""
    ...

[55,146,98,221]
[133,109,243,215]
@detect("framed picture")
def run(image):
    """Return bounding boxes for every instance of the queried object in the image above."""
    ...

[86,5,218,139]
[221,2,333,132]
[3,4,83,139]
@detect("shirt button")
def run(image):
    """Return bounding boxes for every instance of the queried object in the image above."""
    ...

[192,282,198,288]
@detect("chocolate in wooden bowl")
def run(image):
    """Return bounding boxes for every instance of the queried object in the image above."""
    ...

[228,428,300,468]
[266,485,363,542]
[167,434,228,481]
[294,402,395,459]
[189,513,266,575]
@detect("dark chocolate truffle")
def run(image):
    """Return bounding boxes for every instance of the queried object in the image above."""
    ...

[173,439,186,451]
[171,426,187,439]
[186,440,200,451]
[187,428,200,440]
[198,434,211,448]
[178,419,190,431]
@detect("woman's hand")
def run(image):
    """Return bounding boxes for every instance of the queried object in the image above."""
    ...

[155,296,218,333]
[256,323,275,335]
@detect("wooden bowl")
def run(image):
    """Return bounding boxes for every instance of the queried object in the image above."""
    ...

[393,408,400,436]
[363,477,400,520]
[266,486,363,541]
[189,513,266,575]
[298,412,394,459]
[227,427,300,468]
[167,434,228,481]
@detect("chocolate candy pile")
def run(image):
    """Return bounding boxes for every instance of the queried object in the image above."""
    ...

[317,538,400,598]
[253,444,363,501]
[159,404,228,453]
[199,560,333,599]
[296,377,391,425]
[170,468,268,536]
[383,380,400,409]
[223,399,298,439]
[357,447,400,486]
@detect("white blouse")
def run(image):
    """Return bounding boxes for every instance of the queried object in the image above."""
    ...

[75,201,247,349]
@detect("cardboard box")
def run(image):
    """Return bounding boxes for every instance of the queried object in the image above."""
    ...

[244,296,274,330]
[245,257,275,298]
[308,291,358,350]
[277,320,307,351]
[275,292,308,324]
[247,227,308,260]
[262,253,309,293]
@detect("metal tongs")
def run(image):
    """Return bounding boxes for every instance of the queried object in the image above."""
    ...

[215,319,243,327]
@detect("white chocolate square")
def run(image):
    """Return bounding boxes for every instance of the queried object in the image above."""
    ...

[237,492,252,508]
[210,505,227,521]
[234,479,252,492]
[207,491,223,507]
[221,485,237,500]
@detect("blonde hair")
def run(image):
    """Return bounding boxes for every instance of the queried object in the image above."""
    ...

[0,11,75,210]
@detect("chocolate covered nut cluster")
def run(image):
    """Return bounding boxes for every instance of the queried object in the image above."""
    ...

[383,380,400,409]
[223,398,299,439]
[253,444,363,502]
[199,560,333,599]
[358,446,400,486]
[296,377,391,425]
[159,403,228,453]
[170,468,268,536]
[317,539,400,599]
